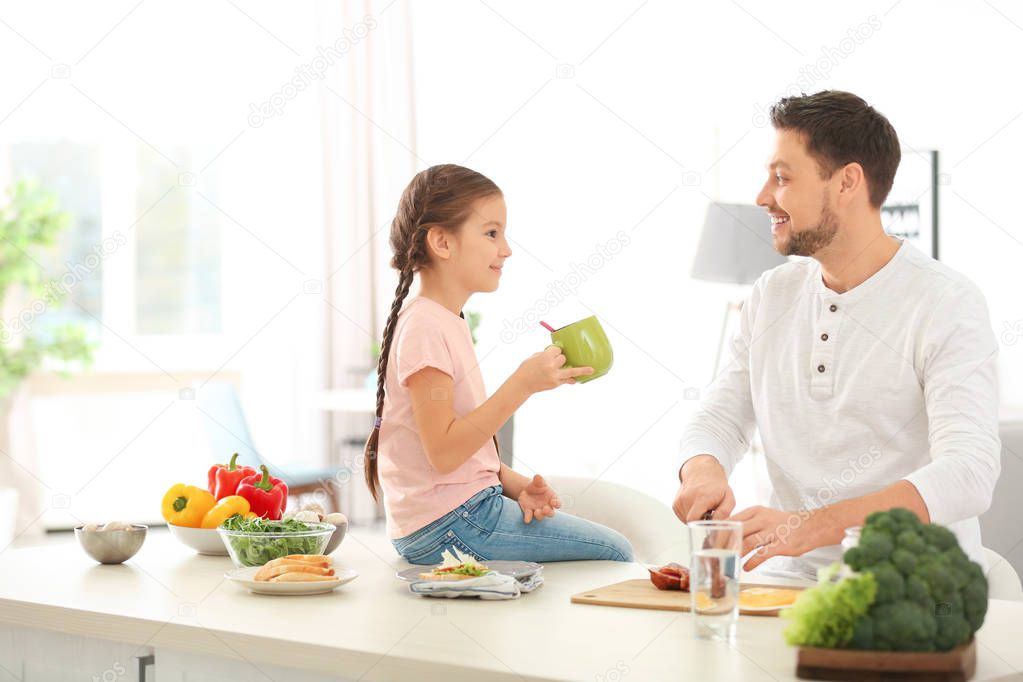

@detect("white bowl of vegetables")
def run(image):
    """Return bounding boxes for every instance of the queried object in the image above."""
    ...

[217,516,335,568]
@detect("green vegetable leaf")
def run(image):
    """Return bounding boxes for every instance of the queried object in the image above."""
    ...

[219,516,329,567]
[782,564,878,649]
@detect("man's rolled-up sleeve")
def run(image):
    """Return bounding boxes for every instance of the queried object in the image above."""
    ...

[904,281,1001,524]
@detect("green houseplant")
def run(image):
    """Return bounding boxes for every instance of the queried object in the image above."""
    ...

[0,179,94,403]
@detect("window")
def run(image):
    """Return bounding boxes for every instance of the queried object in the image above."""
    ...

[8,140,104,337]
[134,145,222,335]
[5,141,224,342]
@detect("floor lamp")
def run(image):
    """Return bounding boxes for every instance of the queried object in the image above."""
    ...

[690,203,788,378]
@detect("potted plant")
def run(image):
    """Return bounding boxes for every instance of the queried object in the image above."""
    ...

[0,179,94,537]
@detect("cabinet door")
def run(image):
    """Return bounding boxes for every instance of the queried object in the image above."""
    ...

[0,623,22,682]
[0,623,152,682]
[154,647,356,682]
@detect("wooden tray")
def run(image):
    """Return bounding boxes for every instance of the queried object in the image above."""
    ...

[796,639,976,681]
[570,579,804,617]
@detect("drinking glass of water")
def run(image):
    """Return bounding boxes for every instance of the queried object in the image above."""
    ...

[688,520,743,642]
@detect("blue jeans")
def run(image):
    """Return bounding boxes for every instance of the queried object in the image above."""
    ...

[392,485,634,564]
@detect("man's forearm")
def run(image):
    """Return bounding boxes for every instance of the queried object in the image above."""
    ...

[679,453,726,483]
[817,479,930,544]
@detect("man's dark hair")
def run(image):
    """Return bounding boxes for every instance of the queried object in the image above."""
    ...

[769,90,901,208]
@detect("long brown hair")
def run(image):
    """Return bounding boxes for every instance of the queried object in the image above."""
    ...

[364,164,502,500]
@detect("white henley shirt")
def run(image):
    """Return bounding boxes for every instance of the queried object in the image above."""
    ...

[680,240,1001,578]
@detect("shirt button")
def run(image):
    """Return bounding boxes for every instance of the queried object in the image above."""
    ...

[817,364,826,373]
[829,304,838,312]
[821,333,829,341]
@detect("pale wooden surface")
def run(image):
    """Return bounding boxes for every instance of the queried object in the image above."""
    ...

[0,528,1020,681]
[571,578,804,616]
[798,639,975,676]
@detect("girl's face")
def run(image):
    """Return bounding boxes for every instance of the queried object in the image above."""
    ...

[448,194,512,293]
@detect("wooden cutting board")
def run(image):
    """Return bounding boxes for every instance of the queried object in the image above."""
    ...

[796,639,976,681]
[570,579,804,617]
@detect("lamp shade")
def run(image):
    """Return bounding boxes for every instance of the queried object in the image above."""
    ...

[690,202,788,284]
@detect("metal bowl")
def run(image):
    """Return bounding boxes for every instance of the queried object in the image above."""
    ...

[75,524,147,564]
[324,519,348,555]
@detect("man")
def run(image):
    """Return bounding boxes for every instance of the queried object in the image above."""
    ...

[675,90,1000,578]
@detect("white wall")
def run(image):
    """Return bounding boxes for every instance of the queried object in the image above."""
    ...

[0,3,328,527]
[401,0,1023,506]
[2,0,1021,526]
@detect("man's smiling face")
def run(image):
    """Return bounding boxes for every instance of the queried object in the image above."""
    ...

[756,128,840,257]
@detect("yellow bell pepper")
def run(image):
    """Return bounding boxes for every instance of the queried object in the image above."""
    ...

[200,495,251,529]
[162,484,216,527]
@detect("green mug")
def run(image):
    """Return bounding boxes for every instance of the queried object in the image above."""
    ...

[550,316,613,383]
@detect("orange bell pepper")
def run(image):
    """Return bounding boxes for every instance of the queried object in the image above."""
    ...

[200,495,252,529]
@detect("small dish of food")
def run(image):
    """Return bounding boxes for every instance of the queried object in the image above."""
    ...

[75,522,147,564]
[225,554,358,595]
[415,548,491,582]
[395,548,541,582]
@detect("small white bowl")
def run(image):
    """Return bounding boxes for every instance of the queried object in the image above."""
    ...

[167,524,230,556]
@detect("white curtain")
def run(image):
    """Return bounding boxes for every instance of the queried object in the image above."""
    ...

[319,0,419,524]
[0,387,44,546]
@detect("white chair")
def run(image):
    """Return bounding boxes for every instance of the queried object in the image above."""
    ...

[984,547,1023,601]
[548,475,1023,601]
[546,476,686,566]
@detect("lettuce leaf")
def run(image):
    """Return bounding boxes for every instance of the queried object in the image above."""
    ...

[782,563,878,648]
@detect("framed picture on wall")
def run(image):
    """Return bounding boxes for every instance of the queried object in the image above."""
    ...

[882,148,939,259]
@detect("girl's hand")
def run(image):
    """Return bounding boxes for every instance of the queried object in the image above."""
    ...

[517,474,561,523]
[514,346,593,395]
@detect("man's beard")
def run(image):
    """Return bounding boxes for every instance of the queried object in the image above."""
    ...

[781,203,839,257]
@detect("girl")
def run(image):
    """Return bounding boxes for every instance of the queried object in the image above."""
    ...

[364,164,633,565]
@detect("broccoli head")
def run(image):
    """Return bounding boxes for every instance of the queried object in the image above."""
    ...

[895,528,926,555]
[921,523,958,551]
[872,601,938,651]
[839,508,988,652]
[870,560,906,604]
[855,527,894,565]
[848,614,875,650]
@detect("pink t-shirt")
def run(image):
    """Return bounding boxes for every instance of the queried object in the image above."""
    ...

[378,296,501,539]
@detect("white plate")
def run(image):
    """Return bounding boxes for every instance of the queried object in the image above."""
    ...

[396,560,542,582]
[225,566,358,595]
[739,604,795,613]
[737,586,801,612]
[738,602,797,613]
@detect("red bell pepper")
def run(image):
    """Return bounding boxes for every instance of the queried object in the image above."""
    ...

[207,453,257,501]
[236,465,288,520]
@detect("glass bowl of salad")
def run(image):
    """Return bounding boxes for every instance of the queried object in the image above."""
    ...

[218,516,335,567]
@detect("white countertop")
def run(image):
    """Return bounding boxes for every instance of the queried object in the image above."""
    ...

[0,528,1021,681]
